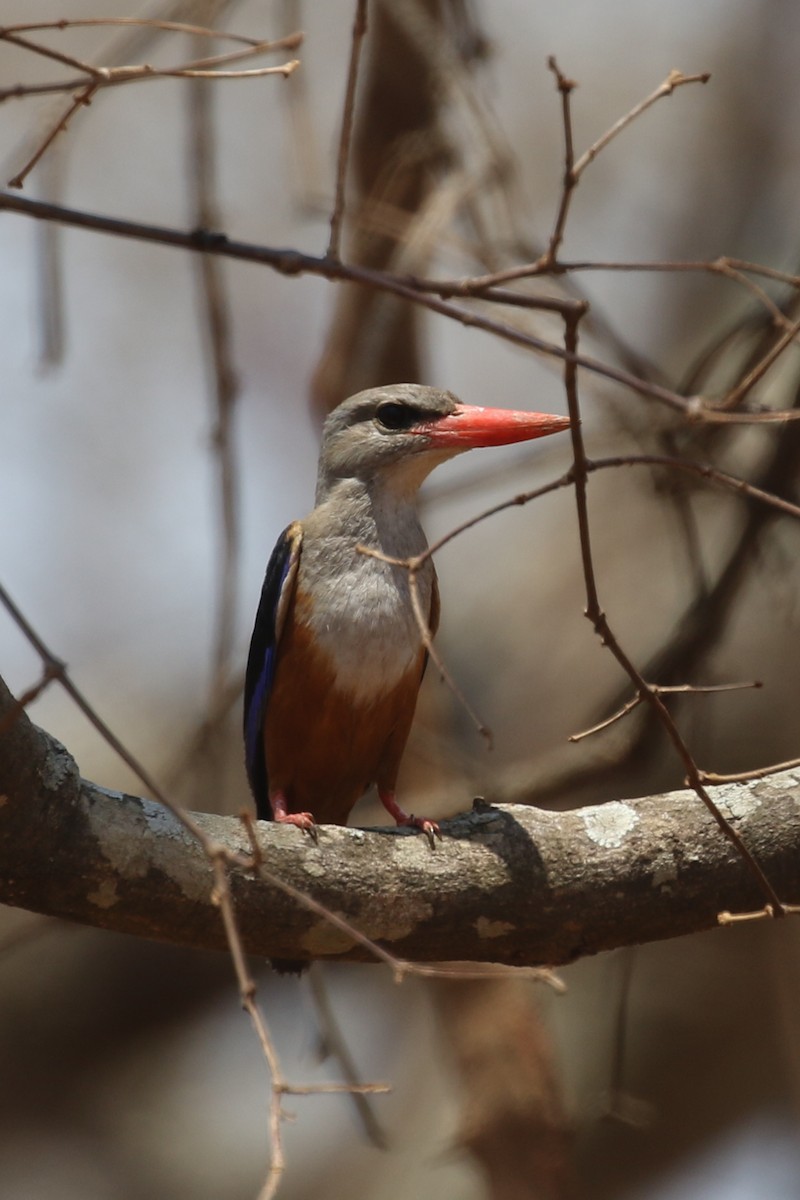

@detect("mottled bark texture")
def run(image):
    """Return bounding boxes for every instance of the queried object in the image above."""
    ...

[2,676,798,966]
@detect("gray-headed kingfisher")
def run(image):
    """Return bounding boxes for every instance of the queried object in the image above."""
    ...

[243,384,570,839]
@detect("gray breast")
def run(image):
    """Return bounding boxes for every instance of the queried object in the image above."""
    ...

[300,537,433,703]
[299,488,434,702]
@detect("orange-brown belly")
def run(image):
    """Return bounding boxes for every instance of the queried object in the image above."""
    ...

[264,612,425,826]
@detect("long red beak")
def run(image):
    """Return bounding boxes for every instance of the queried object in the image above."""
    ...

[415,403,571,449]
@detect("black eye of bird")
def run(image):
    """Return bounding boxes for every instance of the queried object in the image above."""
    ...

[375,401,420,431]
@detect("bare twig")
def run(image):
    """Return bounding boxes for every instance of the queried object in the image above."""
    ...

[569,681,762,743]
[571,68,711,179]
[2,20,301,186]
[588,454,800,522]
[8,83,98,189]
[700,756,800,785]
[429,63,710,284]
[542,56,577,268]
[2,17,288,40]
[0,31,302,101]
[208,851,287,1198]
[0,29,106,78]
[0,662,62,732]
[718,312,800,410]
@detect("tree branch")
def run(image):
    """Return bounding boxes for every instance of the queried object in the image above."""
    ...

[5,188,795,423]
[2,675,798,967]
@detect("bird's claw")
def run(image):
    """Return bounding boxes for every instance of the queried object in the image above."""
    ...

[378,790,441,848]
[400,814,442,850]
[275,810,319,841]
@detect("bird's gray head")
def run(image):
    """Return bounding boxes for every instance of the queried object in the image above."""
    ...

[315,383,571,503]
[315,385,462,501]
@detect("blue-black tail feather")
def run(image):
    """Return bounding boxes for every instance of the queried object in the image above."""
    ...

[243,526,299,820]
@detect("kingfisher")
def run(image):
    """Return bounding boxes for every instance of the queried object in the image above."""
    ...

[243,384,570,841]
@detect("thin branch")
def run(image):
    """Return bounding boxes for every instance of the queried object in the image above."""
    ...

[422,474,572,561]
[588,454,800,522]
[0,29,107,78]
[569,695,643,742]
[569,681,762,743]
[403,441,800,595]
[418,255,800,333]
[6,186,800,424]
[2,22,302,187]
[8,83,98,189]
[560,314,786,915]
[1,17,287,40]
[718,312,800,410]
[152,63,300,80]
[0,189,761,421]
[0,30,303,100]
[700,756,800,785]
[425,64,710,287]
[572,68,711,178]
[542,56,577,268]
[407,558,492,748]
[208,851,287,1198]
[0,662,62,732]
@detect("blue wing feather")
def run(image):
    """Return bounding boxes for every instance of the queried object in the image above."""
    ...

[243,525,301,819]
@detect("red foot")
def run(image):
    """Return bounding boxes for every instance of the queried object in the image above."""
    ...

[379,789,442,848]
[272,791,317,837]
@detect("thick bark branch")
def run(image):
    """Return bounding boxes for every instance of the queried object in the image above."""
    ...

[1,677,798,966]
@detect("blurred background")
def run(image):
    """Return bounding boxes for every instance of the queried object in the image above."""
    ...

[2,1,800,1197]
